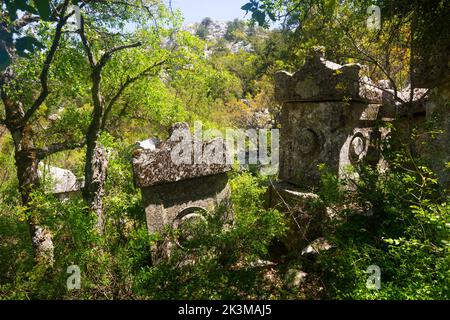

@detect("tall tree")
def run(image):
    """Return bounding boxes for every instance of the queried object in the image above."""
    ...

[0,0,185,261]
[76,0,177,233]
[0,0,87,264]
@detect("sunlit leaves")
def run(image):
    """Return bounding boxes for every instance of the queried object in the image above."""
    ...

[0,0,53,71]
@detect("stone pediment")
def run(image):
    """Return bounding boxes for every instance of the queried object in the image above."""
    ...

[275,48,382,104]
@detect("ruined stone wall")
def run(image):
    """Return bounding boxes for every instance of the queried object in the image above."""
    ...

[379,81,450,190]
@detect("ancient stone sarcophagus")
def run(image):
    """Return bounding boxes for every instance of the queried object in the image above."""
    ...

[132,123,232,262]
[275,48,385,189]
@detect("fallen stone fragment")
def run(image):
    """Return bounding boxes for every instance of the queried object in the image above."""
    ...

[301,237,333,255]
[284,269,308,289]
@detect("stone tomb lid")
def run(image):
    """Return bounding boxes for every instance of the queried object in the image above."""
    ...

[274,47,383,104]
[132,123,232,188]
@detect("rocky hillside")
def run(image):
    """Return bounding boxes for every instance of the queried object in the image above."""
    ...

[186,18,264,55]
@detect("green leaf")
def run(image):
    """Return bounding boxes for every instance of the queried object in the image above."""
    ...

[14,0,37,13]
[0,30,13,43]
[241,3,253,12]
[15,36,44,57]
[252,10,266,26]
[5,0,18,22]
[0,47,11,71]
[33,0,51,21]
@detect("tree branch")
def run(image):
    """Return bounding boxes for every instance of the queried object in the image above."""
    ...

[80,15,141,70]
[342,28,401,102]
[37,138,86,159]
[79,15,96,67]
[100,59,167,130]
[12,0,94,31]
[21,0,71,127]
[98,42,142,67]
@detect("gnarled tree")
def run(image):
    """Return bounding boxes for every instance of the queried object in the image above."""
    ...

[0,0,87,264]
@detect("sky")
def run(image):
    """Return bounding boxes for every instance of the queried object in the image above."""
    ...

[170,0,250,24]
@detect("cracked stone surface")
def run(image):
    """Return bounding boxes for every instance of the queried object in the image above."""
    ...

[275,50,387,188]
[133,123,232,188]
[275,47,382,103]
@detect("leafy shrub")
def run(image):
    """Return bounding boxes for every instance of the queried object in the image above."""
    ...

[316,128,450,300]
[133,172,287,299]
[0,171,288,300]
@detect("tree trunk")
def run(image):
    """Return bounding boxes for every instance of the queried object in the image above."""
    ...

[1,77,54,264]
[78,21,144,234]
[12,126,54,265]
[0,4,69,264]
[82,66,109,234]
[83,142,109,234]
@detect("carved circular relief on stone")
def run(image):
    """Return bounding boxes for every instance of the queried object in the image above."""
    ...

[173,207,208,249]
[295,128,321,155]
[349,132,367,163]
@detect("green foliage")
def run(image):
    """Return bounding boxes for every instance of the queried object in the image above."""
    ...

[1,0,449,301]
[241,0,277,27]
[316,131,450,300]
[318,163,344,206]
[196,17,213,40]
[0,171,288,300]
[225,19,248,42]
[240,0,450,89]
[133,173,287,299]
[0,0,53,70]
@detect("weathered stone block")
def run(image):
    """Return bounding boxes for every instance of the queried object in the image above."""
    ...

[38,164,84,200]
[141,173,231,235]
[278,100,382,188]
[275,50,385,189]
[133,122,232,188]
[132,123,233,263]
